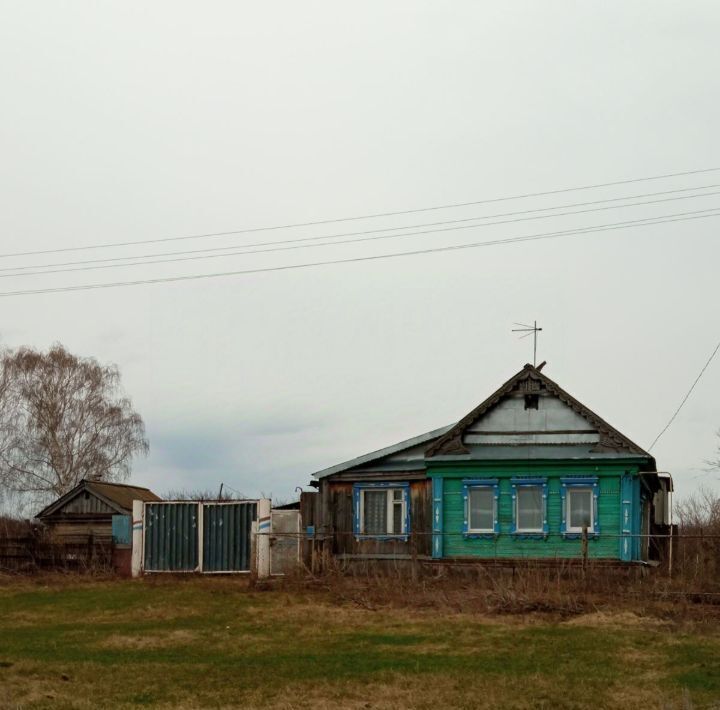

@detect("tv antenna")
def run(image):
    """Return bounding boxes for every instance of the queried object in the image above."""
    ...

[512,321,543,366]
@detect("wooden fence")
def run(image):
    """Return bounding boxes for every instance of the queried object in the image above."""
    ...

[0,533,114,572]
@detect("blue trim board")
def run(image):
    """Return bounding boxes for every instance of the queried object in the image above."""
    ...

[432,477,443,559]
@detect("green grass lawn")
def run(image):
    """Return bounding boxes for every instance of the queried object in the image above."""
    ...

[0,576,719,709]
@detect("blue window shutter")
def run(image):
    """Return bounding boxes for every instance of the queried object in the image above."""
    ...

[432,478,443,559]
[353,485,361,536]
[542,482,549,535]
[593,482,600,535]
[462,482,469,535]
[493,482,500,534]
[510,484,517,534]
[403,486,410,536]
[560,484,567,535]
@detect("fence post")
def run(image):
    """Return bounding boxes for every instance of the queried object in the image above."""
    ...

[581,525,588,571]
[131,500,144,578]
[197,503,204,573]
[256,498,271,579]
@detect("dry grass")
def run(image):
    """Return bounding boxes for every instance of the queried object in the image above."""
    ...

[1,573,720,708]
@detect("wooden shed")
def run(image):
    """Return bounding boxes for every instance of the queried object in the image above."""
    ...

[36,479,161,542]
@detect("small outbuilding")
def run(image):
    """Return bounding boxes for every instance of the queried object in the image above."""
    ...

[36,479,161,543]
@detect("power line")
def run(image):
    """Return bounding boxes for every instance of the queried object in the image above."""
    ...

[2,183,718,275]
[648,338,720,451]
[5,197,720,279]
[1,209,717,298]
[2,166,719,259]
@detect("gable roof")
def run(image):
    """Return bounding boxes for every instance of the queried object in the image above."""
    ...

[311,363,654,481]
[426,363,651,459]
[37,479,161,519]
[312,424,453,479]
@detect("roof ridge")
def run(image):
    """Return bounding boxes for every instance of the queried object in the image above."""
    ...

[84,478,154,491]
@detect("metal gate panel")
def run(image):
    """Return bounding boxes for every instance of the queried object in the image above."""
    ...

[144,503,199,572]
[202,502,256,572]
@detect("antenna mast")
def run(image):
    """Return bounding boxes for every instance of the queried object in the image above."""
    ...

[512,321,543,366]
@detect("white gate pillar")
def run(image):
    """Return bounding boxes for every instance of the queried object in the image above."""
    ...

[131,500,144,578]
[256,498,272,579]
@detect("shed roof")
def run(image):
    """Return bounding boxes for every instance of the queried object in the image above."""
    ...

[37,479,161,519]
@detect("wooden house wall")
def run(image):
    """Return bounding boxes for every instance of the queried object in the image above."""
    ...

[47,519,114,541]
[321,478,431,557]
[436,464,630,560]
[41,494,121,541]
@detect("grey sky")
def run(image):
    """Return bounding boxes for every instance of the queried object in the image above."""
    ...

[1,2,719,503]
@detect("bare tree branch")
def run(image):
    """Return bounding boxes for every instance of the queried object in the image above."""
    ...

[0,343,149,509]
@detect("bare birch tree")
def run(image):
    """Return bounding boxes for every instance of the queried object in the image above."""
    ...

[0,344,149,507]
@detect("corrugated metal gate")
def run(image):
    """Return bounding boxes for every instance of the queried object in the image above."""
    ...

[203,502,256,572]
[143,501,256,573]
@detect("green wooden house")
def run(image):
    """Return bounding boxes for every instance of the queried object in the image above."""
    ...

[311,364,672,564]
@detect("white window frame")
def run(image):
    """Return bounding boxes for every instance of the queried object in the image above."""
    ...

[515,485,545,533]
[467,486,496,534]
[359,487,407,536]
[566,486,594,534]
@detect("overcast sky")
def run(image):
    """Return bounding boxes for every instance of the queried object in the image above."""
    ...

[1,2,719,503]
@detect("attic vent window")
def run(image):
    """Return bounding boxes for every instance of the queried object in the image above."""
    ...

[524,394,539,410]
[83,492,90,500]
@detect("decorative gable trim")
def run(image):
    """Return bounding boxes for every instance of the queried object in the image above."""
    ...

[426,364,650,458]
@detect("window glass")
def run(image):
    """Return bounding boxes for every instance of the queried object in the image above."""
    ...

[392,499,403,534]
[517,486,543,531]
[568,488,593,530]
[469,488,494,531]
[363,490,387,535]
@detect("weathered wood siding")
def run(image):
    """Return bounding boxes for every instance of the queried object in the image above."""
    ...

[321,478,431,557]
[54,494,116,515]
[48,520,113,540]
[437,464,629,559]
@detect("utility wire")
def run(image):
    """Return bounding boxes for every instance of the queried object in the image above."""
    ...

[2,166,719,259]
[2,183,718,275]
[3,198,719,281]
[648,338,720,451]
[0,209,717,298]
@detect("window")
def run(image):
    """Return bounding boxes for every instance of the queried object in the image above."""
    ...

[462,479,499,535]
[516,487,543,531]
[560,477,599,536]
[469,488,494,531]
[524,394,539,410]
[353,484,408,537]
[567,488,593,532]
[511,478,548,535]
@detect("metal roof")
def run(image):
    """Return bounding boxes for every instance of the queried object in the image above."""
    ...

[311,424,453,479]
[428,445,651,462]
[311,363,656,480]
